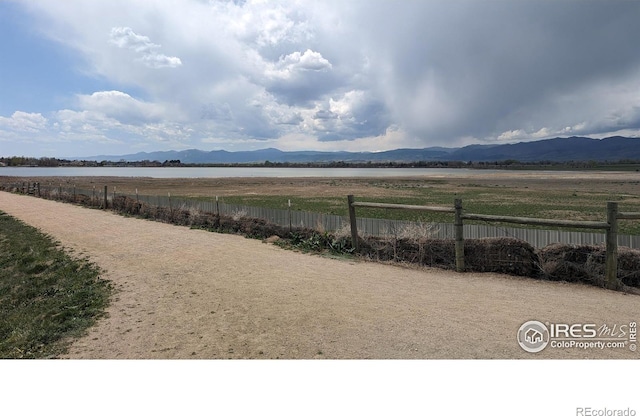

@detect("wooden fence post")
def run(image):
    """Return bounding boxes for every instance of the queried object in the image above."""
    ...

[103,185,108,209]
[347,195,359,251]
[288,199,292,232]
[454,198,465,272]
[605,201,619,289]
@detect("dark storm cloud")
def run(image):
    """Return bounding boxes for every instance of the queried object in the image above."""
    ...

[352,0,640,143]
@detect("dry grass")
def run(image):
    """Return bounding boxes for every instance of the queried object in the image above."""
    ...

[6,171,640,198]
[231,208,248,221]
[180,204,203,226]
[397,222,439,240]
[332,222,353,239]
[380,221,438,240]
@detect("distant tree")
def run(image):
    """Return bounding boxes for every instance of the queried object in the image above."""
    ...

[38,157,59,167]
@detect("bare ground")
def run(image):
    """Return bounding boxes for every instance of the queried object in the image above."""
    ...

[7,170,640,197]
[1,191,638,359]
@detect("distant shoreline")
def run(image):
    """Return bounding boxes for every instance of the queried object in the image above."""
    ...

[2,160,640,172]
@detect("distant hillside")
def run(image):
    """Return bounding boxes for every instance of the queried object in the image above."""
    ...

[448,136,640,162]
[82,147,455,163]
[78,136,639,163]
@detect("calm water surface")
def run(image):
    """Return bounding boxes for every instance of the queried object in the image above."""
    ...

[1,166,611,179]
[0,166,507,178]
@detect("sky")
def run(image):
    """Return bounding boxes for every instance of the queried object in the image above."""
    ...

[1,0,640,158]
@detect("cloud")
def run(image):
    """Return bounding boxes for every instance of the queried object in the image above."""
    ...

[76,90,174,124]
[53,108,193,148]
[357,0,640,144]
[0,111,47,132]
[260,49,337,105]
[5,0,640,157]
[276,49,332,74]
[273,125,420,152]
[212,1,312,48]
[493,72,640,143]
[109,27,182,68]
[295,90,390,141]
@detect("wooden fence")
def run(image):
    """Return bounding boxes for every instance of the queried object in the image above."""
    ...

[4,182,640,248]
[347,195,640,289]
[3,181,640,288]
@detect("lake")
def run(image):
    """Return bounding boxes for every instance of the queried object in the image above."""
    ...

[0,166,507,178]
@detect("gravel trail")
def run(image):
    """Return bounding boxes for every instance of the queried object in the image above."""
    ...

[1,191,638,359]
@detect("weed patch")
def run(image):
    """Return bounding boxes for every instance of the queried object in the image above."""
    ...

[0,211,112,358]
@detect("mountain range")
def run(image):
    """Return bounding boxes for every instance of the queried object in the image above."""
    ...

[80,136,640,164]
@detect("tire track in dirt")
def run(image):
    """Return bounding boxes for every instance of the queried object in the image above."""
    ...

[1,191,638,358]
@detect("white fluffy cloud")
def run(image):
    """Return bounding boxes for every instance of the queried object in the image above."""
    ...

[110,27,182,68]
[76,91,176,123]
[279,49,332,73]
[0,111,47,132]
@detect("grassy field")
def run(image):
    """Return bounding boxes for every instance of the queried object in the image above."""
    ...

[0,211,112,358]
[214,177,640,234]
[3,171,640,234]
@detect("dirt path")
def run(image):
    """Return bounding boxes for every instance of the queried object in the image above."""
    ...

[1,191,638,359]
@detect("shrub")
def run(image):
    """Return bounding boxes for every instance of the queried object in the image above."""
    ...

[539,244,640,288]
[359,236,542,277]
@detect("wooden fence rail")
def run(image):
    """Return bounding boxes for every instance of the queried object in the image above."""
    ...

[460,213,610,230]
[350,201,456,213]
[3,181,639,289]
[347,195,640,290]
[618,212,640,220]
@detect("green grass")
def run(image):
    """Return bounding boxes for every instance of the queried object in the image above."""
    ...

[215,184,640,235]
[0,211,112,358]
